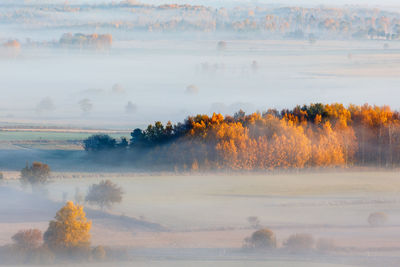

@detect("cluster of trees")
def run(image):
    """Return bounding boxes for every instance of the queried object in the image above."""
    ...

[243,228,334,253]
[59,33,112,50]
[18,162,124,210]
[84,103,400,171]
[0,201,114,264]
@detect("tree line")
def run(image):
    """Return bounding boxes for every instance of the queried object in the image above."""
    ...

[84,103,400,170]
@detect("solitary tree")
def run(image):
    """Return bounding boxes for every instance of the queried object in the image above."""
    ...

[243,228,276,250]
[20,162,50,187]
[43,201,91,251]
[85,180,123,210]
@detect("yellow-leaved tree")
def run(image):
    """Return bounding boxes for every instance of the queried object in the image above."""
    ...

[44,201,91,251]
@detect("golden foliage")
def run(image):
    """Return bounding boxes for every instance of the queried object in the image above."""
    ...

[44,201,91,251]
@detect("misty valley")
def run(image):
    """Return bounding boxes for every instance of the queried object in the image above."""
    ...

[1,0,400,266]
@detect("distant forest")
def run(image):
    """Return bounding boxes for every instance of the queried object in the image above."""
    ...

[84,103,400,171]
[3,3,400,41]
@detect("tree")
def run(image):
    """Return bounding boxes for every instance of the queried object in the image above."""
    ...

[283,233,314,252]
[243,228,276,250]
[247,216,261,229]
[85,180,123,210]
[12,229,43,249]
[20,162,50,187]
[43,201,91,251]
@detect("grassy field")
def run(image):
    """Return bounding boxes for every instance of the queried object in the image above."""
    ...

[2,172,400,266]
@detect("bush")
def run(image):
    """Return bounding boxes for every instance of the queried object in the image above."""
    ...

[284,233,314,253]
[368,212,388,227]
[243,228,276,250]
[316,238,336,252]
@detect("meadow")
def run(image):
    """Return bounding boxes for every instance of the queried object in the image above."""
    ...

[2,171,400,266]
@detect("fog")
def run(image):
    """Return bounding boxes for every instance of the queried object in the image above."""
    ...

[1,1,400,128]
[2,0,400,266]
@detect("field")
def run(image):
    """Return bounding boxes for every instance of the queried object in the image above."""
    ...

[2,171,400,266]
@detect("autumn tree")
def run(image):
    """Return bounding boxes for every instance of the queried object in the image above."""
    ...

[85,180,123,210]
[20,162,51,187]
[44,201,92,251]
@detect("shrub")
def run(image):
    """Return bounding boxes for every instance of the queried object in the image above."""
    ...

[368,212,388,227]
[243,228,276,250]
[284,233,314,253]
[44,201,92,252]
[12,229,42,249]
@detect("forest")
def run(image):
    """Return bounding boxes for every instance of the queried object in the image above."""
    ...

[83,103,400,170]
[3,2,400,42]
